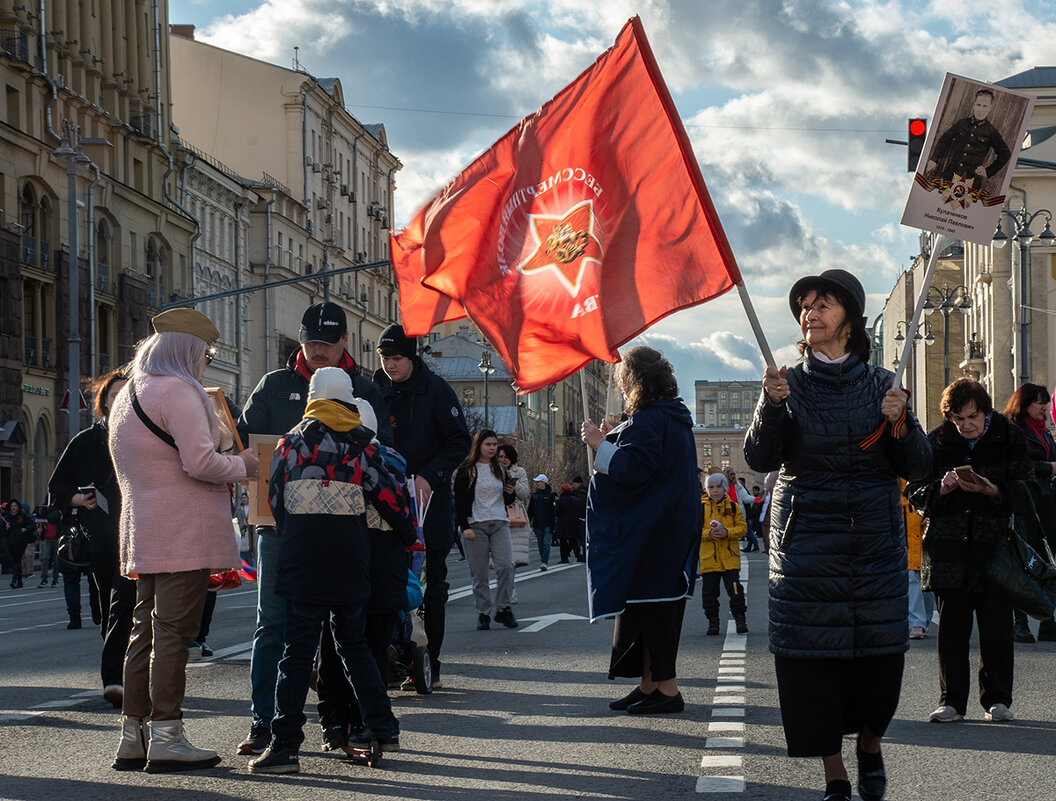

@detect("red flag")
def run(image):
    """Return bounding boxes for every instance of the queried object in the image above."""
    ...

[391,16,740,393]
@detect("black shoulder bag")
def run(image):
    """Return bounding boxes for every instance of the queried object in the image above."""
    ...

[128,381,177,450]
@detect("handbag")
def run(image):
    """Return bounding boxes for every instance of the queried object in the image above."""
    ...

[57,519,92,568]
[507,503,528,529]
[983,516,1056,620]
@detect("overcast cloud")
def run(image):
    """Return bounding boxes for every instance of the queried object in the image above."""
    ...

[170,0,1056,391]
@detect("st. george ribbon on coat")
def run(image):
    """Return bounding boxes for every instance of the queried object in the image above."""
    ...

[390,16,761,393]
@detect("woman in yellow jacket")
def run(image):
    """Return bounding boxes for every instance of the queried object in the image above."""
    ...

[700,472,749,635]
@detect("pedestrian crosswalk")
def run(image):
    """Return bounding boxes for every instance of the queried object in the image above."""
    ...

[696,559,749,794]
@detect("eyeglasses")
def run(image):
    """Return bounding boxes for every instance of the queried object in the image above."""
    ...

[205,348,216,365]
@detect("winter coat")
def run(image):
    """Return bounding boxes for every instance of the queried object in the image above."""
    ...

[268,402,415,606]
[238,350,391,446]
[48,421,122,555]
[744,353,932,660]
[903,488,924,572]
[699,496,747,574]
[527,486,556,530]
[907,414,1030,593]
[586,398,702,621]
[374,357,471,551]
[553,493,582,541]
[1017,420,1056,554]
[506,464,531,565]
[109,375,247,577]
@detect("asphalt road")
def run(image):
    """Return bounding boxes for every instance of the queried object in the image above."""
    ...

[1,552,1055,800]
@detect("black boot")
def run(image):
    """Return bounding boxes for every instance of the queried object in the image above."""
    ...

[706,616,720,635]
[1038,617,1056,642]
[734,614,748,634]
[67,612,82,630]
[1013,609,1035,643]
[856,736,886,801]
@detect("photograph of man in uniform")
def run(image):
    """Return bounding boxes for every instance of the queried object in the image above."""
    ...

[923,87,1011,189]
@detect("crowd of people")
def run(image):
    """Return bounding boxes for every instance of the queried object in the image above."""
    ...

[7,269,1056,800]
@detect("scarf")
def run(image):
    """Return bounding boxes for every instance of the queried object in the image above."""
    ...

[293,349,357,382]
[303,399,361,432]
[1025,416,1054,459]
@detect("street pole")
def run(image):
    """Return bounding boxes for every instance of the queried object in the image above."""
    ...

[67,163,80,441]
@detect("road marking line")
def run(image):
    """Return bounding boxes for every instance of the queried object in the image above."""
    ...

[30,699,89,709]
[695,776,745,793]
[713,695,746,705]
[718,667,743,675]
[708,722,744,732]
[700,755,742,768]
[714,686,745,693]
[711,708,745,717]
[448,562,580,601]
[705,737,744,748]
[717,677,744,684]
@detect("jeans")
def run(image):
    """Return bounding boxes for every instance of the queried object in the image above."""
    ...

[908,569,934,630]
[743,520,760,550]
[250,526,287,726]
[38,539,60,584]
[463,519,515,615]
[273,601,397,746]
[533,526,552,566]
[62,564,101,620]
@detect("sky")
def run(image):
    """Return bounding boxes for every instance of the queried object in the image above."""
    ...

[169,0,1056,396]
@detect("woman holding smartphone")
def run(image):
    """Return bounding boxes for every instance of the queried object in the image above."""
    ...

[453,429,518,630]
[907,378,1030,724]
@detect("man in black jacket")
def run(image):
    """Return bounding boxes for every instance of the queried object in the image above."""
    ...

[234,301,391,756]
[374,324,470,685]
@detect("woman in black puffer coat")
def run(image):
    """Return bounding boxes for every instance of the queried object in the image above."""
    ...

[745,269,931,801]
[907,379,1031,725]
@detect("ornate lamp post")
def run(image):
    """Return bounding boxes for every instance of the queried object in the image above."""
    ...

[922,283,972,387]
[548,394,559,454]
[478,350,496,429]
[993,206,1056,385]
[894,320,935,407]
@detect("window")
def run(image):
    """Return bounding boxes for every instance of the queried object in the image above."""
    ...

[720,413,727,423]
[721,444,730,457]
[732,396,740,409]
[701,444,712,457]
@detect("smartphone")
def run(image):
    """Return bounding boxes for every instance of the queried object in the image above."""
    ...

[954,465,980,483]
[77,486,96,496]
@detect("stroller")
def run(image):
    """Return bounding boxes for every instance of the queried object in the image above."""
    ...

[388,554,432,695]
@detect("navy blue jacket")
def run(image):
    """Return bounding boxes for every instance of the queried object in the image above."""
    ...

[374,357,471,552]
[586,398,702,621]
[745,353,931,660]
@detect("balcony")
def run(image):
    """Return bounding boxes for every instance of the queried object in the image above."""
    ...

[129,112,152,138]
[146,282,165,307]
[96,268,110,294]
[24,336,52,369]
[0,30,28,63]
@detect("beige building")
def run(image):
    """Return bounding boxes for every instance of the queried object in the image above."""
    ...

[694,379,762,428]
[169,28,401,388]
[1,0,196,505]
[878,235,969,431]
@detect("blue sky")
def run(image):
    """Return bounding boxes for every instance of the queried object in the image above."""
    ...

[168,0,1056,392]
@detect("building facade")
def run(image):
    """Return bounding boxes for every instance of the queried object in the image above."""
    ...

[1,0,195,506]
[694,379,762,429]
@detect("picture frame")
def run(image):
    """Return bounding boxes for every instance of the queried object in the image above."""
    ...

[247,433,281,526]
[204,387,243,453]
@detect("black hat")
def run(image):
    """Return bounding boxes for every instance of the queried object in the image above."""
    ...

[299,302,347,344]
[788,269,866,322]
[377,324,417,359]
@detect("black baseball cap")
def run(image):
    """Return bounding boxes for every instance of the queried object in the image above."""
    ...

[299,301,347,344]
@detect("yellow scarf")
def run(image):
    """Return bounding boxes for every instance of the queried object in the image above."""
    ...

[303,399,362,432]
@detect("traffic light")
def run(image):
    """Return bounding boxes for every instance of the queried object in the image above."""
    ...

[907,118,927,172]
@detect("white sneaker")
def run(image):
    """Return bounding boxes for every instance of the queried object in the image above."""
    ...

[187,642,202,661]
[145,719,221,773]
[985,703,1014,721]
[540,563,548,571]
[929,705,964,722]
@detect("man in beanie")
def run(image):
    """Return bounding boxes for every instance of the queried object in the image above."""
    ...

[248,368,414,774]
[374,323,471,685]
[234,301,391,756]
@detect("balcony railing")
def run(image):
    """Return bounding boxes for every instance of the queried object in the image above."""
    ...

[146,282,165,307]
[1,30,29,63]
[19,235,51,272]
[129,111,152,138]
[24,336,52,369]
[96,269,110,293]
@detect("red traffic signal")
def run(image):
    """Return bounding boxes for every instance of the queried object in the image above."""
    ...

[908,118,927,172]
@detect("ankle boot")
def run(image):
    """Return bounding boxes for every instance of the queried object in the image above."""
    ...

[1013,609,1035,643]
[145,719,221,773]
[112,716,147,771]
[734,614,748,634]
[67,612,82,630]
[706,616,720,635]
[1038,617,1056,642]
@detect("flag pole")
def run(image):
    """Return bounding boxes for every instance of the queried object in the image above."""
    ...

[735,281,777,370]
[892,234,947,389]
[580,370,594,473]
[605,358,616,423]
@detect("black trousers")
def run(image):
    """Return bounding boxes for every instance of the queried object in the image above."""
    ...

[700,569,746,618]
[935,588,1014,713]
[88,551,135,688]
[423,549,449,665]
[317,611,398,730]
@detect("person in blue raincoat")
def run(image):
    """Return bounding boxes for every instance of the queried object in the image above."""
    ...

[580,345,702,716]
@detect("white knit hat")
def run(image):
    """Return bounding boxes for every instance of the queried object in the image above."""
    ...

[352,397,378,436]
[307,366,355,404]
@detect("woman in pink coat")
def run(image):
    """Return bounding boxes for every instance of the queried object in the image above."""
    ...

[108,308,258,774]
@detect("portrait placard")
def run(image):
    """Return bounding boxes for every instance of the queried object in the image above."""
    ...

[204,387,243,453]
[901,73,1034,245]
[247,434,281,526]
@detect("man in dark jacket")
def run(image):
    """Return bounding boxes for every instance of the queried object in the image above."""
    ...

[924,88,1011,185]
[374,324,470,684]
[234,301,391,756]
[527,475,556,570]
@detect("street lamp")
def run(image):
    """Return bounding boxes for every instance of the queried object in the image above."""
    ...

[548,394,559,454]
[893,320,934,406]
[993,205,1056,385]
[922,283,971,386]
[478,350,496,429]
[53,120,92,443]
[869,313,884,366]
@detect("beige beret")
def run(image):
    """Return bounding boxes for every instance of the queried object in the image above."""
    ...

[151,308,220,345]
